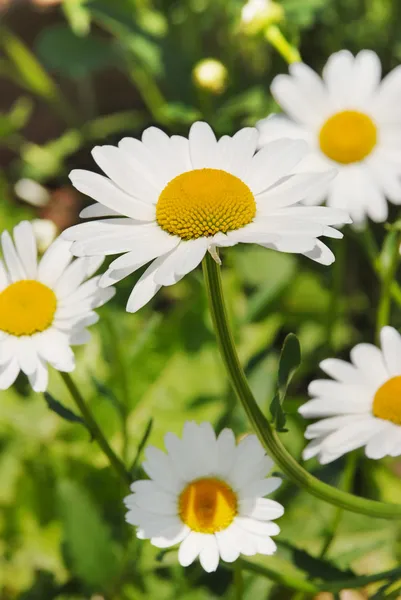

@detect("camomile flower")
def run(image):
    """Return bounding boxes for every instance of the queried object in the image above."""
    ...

[0,221,114,392]
[257,50,401,225]
[64,121,350,313]
[124,422,284,572]
[300,326,401,464]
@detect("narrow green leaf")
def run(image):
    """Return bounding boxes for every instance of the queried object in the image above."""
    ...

[91,375,124,418]
[63,0,92,37]
[378,230,400,277]
[270,333,301,431]
[130,418,153,475]
[44,392,87,428]
[58,479,120,588]
[279,540,355,582]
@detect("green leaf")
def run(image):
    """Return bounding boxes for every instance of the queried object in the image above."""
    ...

[378,230,400,278]
[279,540,355,582]
[63,0,92,36]
[35,25,116,79]
[130,418,153,476]
[58,479,120,588]
[91,376,124,419]
[44,392,87,429]
[0,28,60,102]
[270,333,301,431]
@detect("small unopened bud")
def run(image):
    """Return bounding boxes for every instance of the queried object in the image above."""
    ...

[193,59,228,95]
[31,219,58,253]
[14,178,50,207]
[240,0,284,35]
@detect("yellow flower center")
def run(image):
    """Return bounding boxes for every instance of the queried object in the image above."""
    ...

[0,280,57,336]
[156,168,256,240]
[319,110,377,164]
[373,376,401,426]
[178,477,238,533]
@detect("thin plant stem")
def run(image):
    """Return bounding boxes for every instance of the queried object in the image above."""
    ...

[326,238,346,350]
[234,559,318,594]
[202,253,401,519]
[234,562,244,600]
[60,371,131,486]
[376,232,401,342]
[265,25,301,64]
[319,452,358,558]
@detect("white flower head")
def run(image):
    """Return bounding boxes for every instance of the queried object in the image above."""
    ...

[300,326,401,464]
[257,50,401,225]
[64,121,350,313]
[0,221,115,392]
[124,422,284,572]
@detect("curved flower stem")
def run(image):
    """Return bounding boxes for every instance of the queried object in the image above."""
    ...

[202,254,401,519]
[265,25,301,64]
[60,372,131,486]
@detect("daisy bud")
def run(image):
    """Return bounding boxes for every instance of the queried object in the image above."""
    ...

[192,59,228,95]
[31,218,58,253]
[240,0,284,35]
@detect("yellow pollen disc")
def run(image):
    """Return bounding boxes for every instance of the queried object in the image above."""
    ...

[373,376,401,426]
[178,477,238,533]
[0,280,57,336]
[319,110,377,164]
[156,168,256,240]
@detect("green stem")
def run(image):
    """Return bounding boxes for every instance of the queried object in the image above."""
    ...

[376,232,400,342]
[202,253,401,519]
[60,372,131,486]
[236,559,318,594]
[234,562,244,599]
[240,558,401,594]
[326,237,346,351]
[319,452,358,558]
[264,25,301,64]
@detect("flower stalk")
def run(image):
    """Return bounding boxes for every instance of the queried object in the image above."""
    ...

[60,371,131,486]
[264,25,301,64]
[202,253,401,519]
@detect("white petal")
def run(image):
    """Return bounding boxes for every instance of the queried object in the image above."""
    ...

[303,240,335,266]
[304,415,362,440]
[151,524,190,548]
[219,128,258,179]
[299,398,369,418]
[16,337,38,375]
[178,531,206,567]
[69,170,155,221]
[0,358,20,389]
[350,50,381,105]
[240,477,282,499]
[0,259,9,292]
[126,255,168,313]
[256,114,310,147]
[318,418,386,464]
[1,231,26,281]
[91,145,158,204]
[143,446,182,493]
[182,421,218,477]
[153,239,207,286]
[199,535,220,572]
[80,203,119,218]
[133,489,178,516]
[319,358,362,384]
[380,326,401,377]
[38,238,73,287]
[216,428,236,476]
[271,66,328,126]
[247,139,308,194]
[189,122,218,169]
[27,357,49,392]
[350,343,389,388]
[215,527,240,563]
[13,221,37,279]
[322,50,355,107]
[365,423,401,459]
[239,498,284,521]
[235,516,281,537]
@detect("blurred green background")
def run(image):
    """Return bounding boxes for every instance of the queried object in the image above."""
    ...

[1,0,401,598]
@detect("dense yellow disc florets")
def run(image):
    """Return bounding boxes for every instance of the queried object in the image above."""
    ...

[156,168,256,240]
[0,280,57,336]
[373,376,401,426]
[319,110,377,164]
[178,477,238,533]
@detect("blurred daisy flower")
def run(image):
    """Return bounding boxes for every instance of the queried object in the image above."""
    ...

[64,121,350,312]
[257,50,401,225]
[124,422,283,572]
[0,221,114,392]
[300,326,401,463]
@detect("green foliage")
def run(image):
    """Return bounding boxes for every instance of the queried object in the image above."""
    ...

[270,334,301,431]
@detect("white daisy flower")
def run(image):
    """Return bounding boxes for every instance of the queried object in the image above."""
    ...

[299,326,401,464]
[257,50,401,225]
[124,422,284,572]
[64,121,350,313]
[0,221,114,392]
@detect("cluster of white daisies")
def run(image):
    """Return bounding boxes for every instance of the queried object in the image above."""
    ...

[2,49,401,572]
